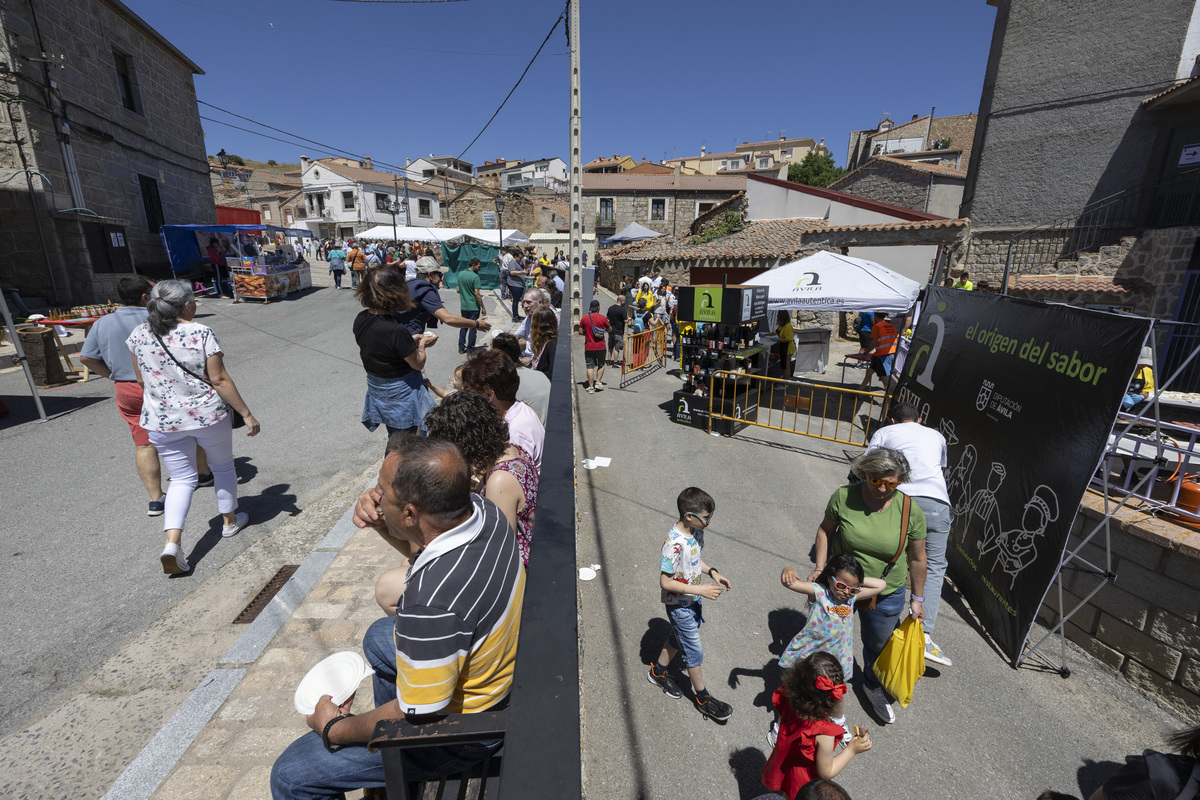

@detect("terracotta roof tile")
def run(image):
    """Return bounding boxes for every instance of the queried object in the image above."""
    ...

[1142,75,1200,106]
[1007,274,1154,294]
[817,218,968,234]
[830,156,966,190]
[600,218,827,262]
[623,161,674,175]
[583,174,746,191]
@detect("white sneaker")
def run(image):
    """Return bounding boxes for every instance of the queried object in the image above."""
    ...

[766,722,778,749]
[222,512,249,538]
[924,633,952,666]
[160,543,189,575]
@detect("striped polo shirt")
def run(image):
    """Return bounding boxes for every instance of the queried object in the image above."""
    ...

[393,494,525,716]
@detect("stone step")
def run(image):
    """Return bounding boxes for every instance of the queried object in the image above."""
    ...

[1098,244,1127,261]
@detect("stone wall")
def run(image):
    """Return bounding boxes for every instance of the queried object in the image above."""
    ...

[0,0,214,304]
[587,189,741,238]
[834,165,931,213]
[443,190,561,235]
[1035,492,1200,715]
[928,114,977,170]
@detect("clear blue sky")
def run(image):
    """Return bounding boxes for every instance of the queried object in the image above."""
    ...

[129,0,998,170]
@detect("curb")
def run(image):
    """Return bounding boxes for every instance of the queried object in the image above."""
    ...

[100,503,360,800]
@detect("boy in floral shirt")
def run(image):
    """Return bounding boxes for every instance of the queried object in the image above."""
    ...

[647,487,734,721]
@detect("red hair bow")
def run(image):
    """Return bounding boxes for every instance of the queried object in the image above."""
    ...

[815,675,848,700]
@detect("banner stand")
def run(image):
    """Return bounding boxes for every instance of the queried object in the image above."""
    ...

[1017,322,1200,675]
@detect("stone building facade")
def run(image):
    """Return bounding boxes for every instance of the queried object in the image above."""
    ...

[584,173,745,240]
[211,167,304,228]
[442,185,566,235]
[846,113,977,173]
[830,157,966,218]
[0,0,214,305]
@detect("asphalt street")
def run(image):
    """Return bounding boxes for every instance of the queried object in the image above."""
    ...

[0,271,476,735]
[574,347,1188,800]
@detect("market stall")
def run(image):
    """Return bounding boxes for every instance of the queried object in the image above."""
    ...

[671,284,770,435]
[160,223,316,302]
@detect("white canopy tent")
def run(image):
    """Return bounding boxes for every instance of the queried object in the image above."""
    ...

[744,250,921,313]
[604,221,663,243]
[350,225,528,246]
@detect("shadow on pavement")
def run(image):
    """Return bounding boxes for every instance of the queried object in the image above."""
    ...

[0,393,106,428]
[242,482,302,524]
[728,746,770,800]
[234,455,258,485]
[727,608,805,713]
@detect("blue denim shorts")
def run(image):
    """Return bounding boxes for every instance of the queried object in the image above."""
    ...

[666,601,704,667]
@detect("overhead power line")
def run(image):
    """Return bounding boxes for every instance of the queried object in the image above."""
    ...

[455,3,567,160]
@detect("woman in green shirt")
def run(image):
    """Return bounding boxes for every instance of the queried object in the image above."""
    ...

[808,447,928,725]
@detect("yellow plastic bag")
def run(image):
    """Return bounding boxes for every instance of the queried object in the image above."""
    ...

[872,615,926,708]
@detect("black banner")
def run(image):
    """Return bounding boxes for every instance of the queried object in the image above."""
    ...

[895,288,1150,662]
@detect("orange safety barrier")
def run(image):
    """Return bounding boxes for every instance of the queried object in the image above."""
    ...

[622,320,668,375]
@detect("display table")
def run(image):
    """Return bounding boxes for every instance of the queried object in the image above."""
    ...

[671,386,759,436]
[232,262,312,301]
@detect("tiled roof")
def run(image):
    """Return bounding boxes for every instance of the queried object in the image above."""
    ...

[816,218,968,234]
[602,218,827,262]
[314,158,421,189]
[1007,274,1155,294]
[733,137,816,150]
[624,161,674,175]
[583,174,746,191]
[1143,74,1200,108]
[583,155,633,169]
[664,150,741,164]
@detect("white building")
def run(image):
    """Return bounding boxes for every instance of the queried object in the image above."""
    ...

[299,156,441,240]
[500,157,568,192]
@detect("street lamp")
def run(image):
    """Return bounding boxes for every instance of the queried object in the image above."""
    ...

[384,197,406,244]
[217,149,229,168]
[494,195,506,253]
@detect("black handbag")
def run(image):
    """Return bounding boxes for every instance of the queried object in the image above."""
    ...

[152,332,246,428]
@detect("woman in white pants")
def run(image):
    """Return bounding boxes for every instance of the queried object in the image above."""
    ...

[127,280,260,574]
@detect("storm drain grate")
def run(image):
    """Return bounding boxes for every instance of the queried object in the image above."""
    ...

[234,565,300,624]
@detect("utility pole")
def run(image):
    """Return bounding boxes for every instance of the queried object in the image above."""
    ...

[568,0,583,324]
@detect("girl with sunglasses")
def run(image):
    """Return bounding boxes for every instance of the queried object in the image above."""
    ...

[772,554,884,747]
[807,446,929,725]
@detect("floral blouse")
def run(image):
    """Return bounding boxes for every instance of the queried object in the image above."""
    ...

[483,446,539,565]
[126,321,228,433]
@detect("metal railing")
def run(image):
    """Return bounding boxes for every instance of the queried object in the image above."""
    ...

[705,370,889,446]
[622,320,668,375]
[1093,413,1200,524]
[1003,166,1200,288]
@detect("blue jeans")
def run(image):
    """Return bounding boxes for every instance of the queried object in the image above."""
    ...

[331,269,343,289]
[665,601,704,668]
[509,286,524,321]
[270,617,498,800]
[913,496,951,634]
[459,310,480,351]
[857,586,906,690]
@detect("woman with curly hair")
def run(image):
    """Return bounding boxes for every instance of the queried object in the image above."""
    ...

[529,307,558,379]
[762,652,872,799]
[372,390,538,614]
[353,267,435,437]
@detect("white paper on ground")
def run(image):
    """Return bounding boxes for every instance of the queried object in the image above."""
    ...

[582,456,612,469]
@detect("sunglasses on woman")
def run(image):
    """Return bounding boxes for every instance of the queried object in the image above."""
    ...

[867,476,901,489]
[833,579,861,595]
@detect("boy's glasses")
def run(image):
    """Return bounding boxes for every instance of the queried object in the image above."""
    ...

[832,579,861,594]
[867,476,901,489]
[688,511,712,523]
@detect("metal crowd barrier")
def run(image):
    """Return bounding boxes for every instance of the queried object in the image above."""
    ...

[706,369,889,447]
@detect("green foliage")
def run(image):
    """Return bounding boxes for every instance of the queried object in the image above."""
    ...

[692,210,742,244]
[227,154,246,166]
[267,159,277,166]
[787,152,845,188]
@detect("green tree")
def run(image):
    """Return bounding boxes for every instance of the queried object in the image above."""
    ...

[787,152,845,188]
[267,159,277,166]
[227,154,246,166]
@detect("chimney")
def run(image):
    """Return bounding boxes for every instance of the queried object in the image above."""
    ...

[300,155,309,166]
[405,158,411,167]
[912,114,919,121]
[780,133,786,141]
[364,156,373,170]
[673,162,681,185]
[700,145,706,156]
[357,160,365,169]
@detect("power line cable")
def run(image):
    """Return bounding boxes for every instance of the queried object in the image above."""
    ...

[172,0,564,57]
[455,3,566,160]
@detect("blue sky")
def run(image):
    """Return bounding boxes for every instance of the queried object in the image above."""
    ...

[129,0,998,170]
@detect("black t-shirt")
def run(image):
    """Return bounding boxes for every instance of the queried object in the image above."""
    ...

[606,305,626,336]
[353,310,417,378]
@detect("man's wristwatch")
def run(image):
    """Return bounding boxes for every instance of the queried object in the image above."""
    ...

[322,713,354,753]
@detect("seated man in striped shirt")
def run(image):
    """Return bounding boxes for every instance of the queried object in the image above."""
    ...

[271,434,525,799]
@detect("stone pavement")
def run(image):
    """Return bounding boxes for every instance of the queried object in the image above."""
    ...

[146,499,394,800]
